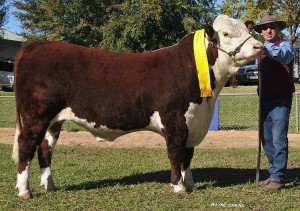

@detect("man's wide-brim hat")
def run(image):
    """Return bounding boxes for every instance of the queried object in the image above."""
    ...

[253,12,286,33]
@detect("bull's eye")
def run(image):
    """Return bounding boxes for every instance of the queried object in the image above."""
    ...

[223,32,230,37]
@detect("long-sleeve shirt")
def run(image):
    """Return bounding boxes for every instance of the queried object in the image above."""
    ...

[263,38,295,64]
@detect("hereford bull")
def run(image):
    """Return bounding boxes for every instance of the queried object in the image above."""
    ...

[12,14,262,199]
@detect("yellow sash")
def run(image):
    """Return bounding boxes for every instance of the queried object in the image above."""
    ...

[193,29,212,97]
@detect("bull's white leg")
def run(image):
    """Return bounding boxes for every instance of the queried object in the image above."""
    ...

[40,167,57,191]
[39,130,59,191]
[14,127,32,198]
[170,167,195,193]
[16,162,32,199]
[181,167,195,191]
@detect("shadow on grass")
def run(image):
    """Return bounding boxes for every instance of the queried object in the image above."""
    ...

[64,167,300,191]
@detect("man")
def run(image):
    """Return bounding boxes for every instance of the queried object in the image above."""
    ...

[254,12,295,191]
[245,20,255,34]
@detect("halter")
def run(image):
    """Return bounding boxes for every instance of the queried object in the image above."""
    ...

[209,35,252,58]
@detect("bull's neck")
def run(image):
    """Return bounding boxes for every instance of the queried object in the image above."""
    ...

[177,34,196,66]
[177,33,233,99]
[203,37,235,98]
[203,37,219,98]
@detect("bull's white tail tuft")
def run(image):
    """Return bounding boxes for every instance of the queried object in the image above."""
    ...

[12,127,20,163]
[12,85,22,163]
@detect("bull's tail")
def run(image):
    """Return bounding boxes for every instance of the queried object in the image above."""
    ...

[12,108,22,163]
[12,50,23,163]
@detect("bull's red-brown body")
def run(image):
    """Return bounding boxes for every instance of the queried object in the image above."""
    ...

[12,15,262,199]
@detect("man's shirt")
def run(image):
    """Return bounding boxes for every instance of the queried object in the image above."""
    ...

[264,38,295,64]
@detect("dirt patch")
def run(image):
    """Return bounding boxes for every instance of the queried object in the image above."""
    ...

[1,128,299,149]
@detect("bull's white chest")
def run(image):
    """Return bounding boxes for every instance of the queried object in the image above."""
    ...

[184,100,216,147]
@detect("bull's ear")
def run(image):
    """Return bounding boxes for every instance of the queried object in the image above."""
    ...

[204,25,215,41]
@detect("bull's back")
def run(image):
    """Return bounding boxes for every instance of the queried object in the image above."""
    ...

[15,41,179,95]
[14,42,145,102]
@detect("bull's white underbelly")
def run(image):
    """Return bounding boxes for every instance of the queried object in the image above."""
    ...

[50,107,165,141]
[50,101,214,147]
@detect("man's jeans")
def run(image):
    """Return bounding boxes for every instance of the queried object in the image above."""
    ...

[261,98,292,183]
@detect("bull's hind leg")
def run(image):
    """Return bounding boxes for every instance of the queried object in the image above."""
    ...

[181,147,195,192]
[16,121,49,199]
[38,122,62,191]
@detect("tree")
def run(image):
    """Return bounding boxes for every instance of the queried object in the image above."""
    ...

[13,0,122,46]
[101,0,217,52]
[219,0,300,45]
[13,0,217,51]
[0,0,8,34]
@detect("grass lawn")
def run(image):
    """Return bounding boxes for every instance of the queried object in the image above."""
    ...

[1,144,300,210]
[1,85,300,209]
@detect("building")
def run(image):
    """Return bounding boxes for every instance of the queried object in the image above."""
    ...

[0,30,24,60]
[0,30,24,91]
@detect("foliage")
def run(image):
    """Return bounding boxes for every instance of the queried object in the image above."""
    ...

[12,0,217,51]
[12,0,123,46]
[219,0,300,45]
[100,0,217,52]
[0,0,8,36]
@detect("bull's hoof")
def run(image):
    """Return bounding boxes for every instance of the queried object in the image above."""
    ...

[40,178,58,191]
[18,191,33,199]
[170,183,194,193]
[185,185,194,194]
[184,182,195,193]
[40,183,58,191]
[47,186,58,191]
[170,181,186,192]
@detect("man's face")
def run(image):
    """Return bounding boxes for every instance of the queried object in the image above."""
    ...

[261,23,279,42]
[247,24,254,31]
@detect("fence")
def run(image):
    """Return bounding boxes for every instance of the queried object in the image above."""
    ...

[218,92,300,133]
[0,93,299,133]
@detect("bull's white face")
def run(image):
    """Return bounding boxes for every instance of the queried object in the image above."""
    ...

[212,14,263,78]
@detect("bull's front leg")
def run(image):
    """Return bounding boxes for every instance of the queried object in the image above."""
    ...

[163,113,189,192]
[167,146,186,192]
[181,147,195,192]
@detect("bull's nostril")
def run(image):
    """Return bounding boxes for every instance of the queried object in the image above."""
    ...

[254,45,263,50]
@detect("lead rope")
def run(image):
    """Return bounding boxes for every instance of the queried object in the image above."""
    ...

[210,36,252,59]
[208,35,252,87]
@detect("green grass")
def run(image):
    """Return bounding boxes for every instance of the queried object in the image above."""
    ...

[0,95,15,128]
[1,143,300,210]
[218,94,259,130]
[0,92,14,96]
